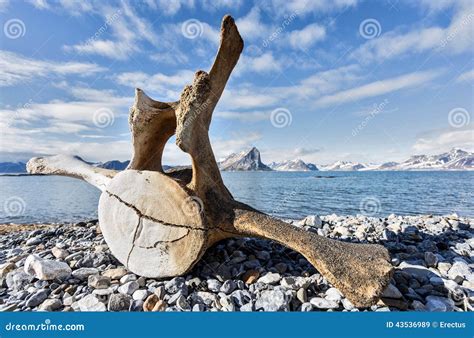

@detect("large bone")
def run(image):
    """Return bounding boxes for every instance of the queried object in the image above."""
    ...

[27,15,393,308]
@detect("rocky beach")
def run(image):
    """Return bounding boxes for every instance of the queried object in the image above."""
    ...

[0,214,472,312]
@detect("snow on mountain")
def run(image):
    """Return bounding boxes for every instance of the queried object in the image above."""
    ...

[268,159,318,171]
[320,161,367,171]
[387,148,474,170]
[219,147,271,171]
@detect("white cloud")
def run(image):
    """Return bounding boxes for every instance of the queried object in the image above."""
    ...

[0,0,9,12]
[413,129,474,153]
[236,7,272,41]
[456,69,474,82]
[114,70,194,101]
[235,52,282,75]
[288,23,326,49]
[267,0,358,16]
[352,0,473,62]
[64,2,159,60]
[27,0,50,10]
[315,69,443,107]
[215,110,270,122]
[0,51,106,87]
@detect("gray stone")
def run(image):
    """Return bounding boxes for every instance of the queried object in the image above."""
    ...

[424,252,438,268]
[38,299,62,311]
[309,297,339,309]
[77,294,106,311]
[108,293,132,311]
[301,302,313,311]
[281,277,297,289]
[72,267,99,281]
[207,279,222,292]
[239,302,254,312]
[120,274,137,284]
[88,275,111,289]
[425,296,455,312]
[6,269,33,291]
[255,290,288,311]
[303,215,323,228]
[341,298,355,310]
[102,267,128,280]
[118,281,139,295]
[296,288,307,303]
[192,303,206,311]
[176,295,191,311]
[325,287,343,302]
[381,284,402,299]
[448,261,471,284]
[220,280,236,294]
[24,255,71,281]
[26,289,49,307]
[132,289,149,301]
[165,277,186,294]
[257,272,281,284]
[51,247,69,260]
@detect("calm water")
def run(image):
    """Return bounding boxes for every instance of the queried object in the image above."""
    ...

[0,171,473,223]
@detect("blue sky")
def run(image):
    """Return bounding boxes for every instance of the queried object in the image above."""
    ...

[0,0,472,165]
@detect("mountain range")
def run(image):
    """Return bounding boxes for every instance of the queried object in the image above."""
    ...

[1,148,473,173]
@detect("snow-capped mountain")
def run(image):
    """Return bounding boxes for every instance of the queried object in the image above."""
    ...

[219,147,271,171]
[391,148,474,170]
[319,148,474,171]
[320,161,367,171]
[268,159,318,171]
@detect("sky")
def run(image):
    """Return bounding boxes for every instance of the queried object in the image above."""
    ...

[0,0,473,166]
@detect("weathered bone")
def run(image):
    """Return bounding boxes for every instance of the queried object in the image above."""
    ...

[27,15,393,307]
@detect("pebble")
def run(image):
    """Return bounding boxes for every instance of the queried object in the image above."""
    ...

[325,287,343,302]
[309,297,339,309]
[77,294,106,312]
[26,289,50,307]
[242,270,259,284]
[381,284,403,299]
[88,275,111,289]
[255,290,288,311]
[103,267,128,280]
[72,268,99,281]
[38,298,62,311]
[24,255,71,281]
[108,293,132,311]
[52,247,69,260]
[118,281,139,295]
[1,214,472,313]
[257,272,281,284]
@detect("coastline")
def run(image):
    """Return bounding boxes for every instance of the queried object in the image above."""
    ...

[0,214,472,312]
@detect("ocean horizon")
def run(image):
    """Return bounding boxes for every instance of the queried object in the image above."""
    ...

[1,170,472,224]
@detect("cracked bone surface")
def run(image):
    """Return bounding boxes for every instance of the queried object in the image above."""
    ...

[26,15,393,307]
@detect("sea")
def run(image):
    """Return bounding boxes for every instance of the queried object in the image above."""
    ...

[0,171,473,224]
